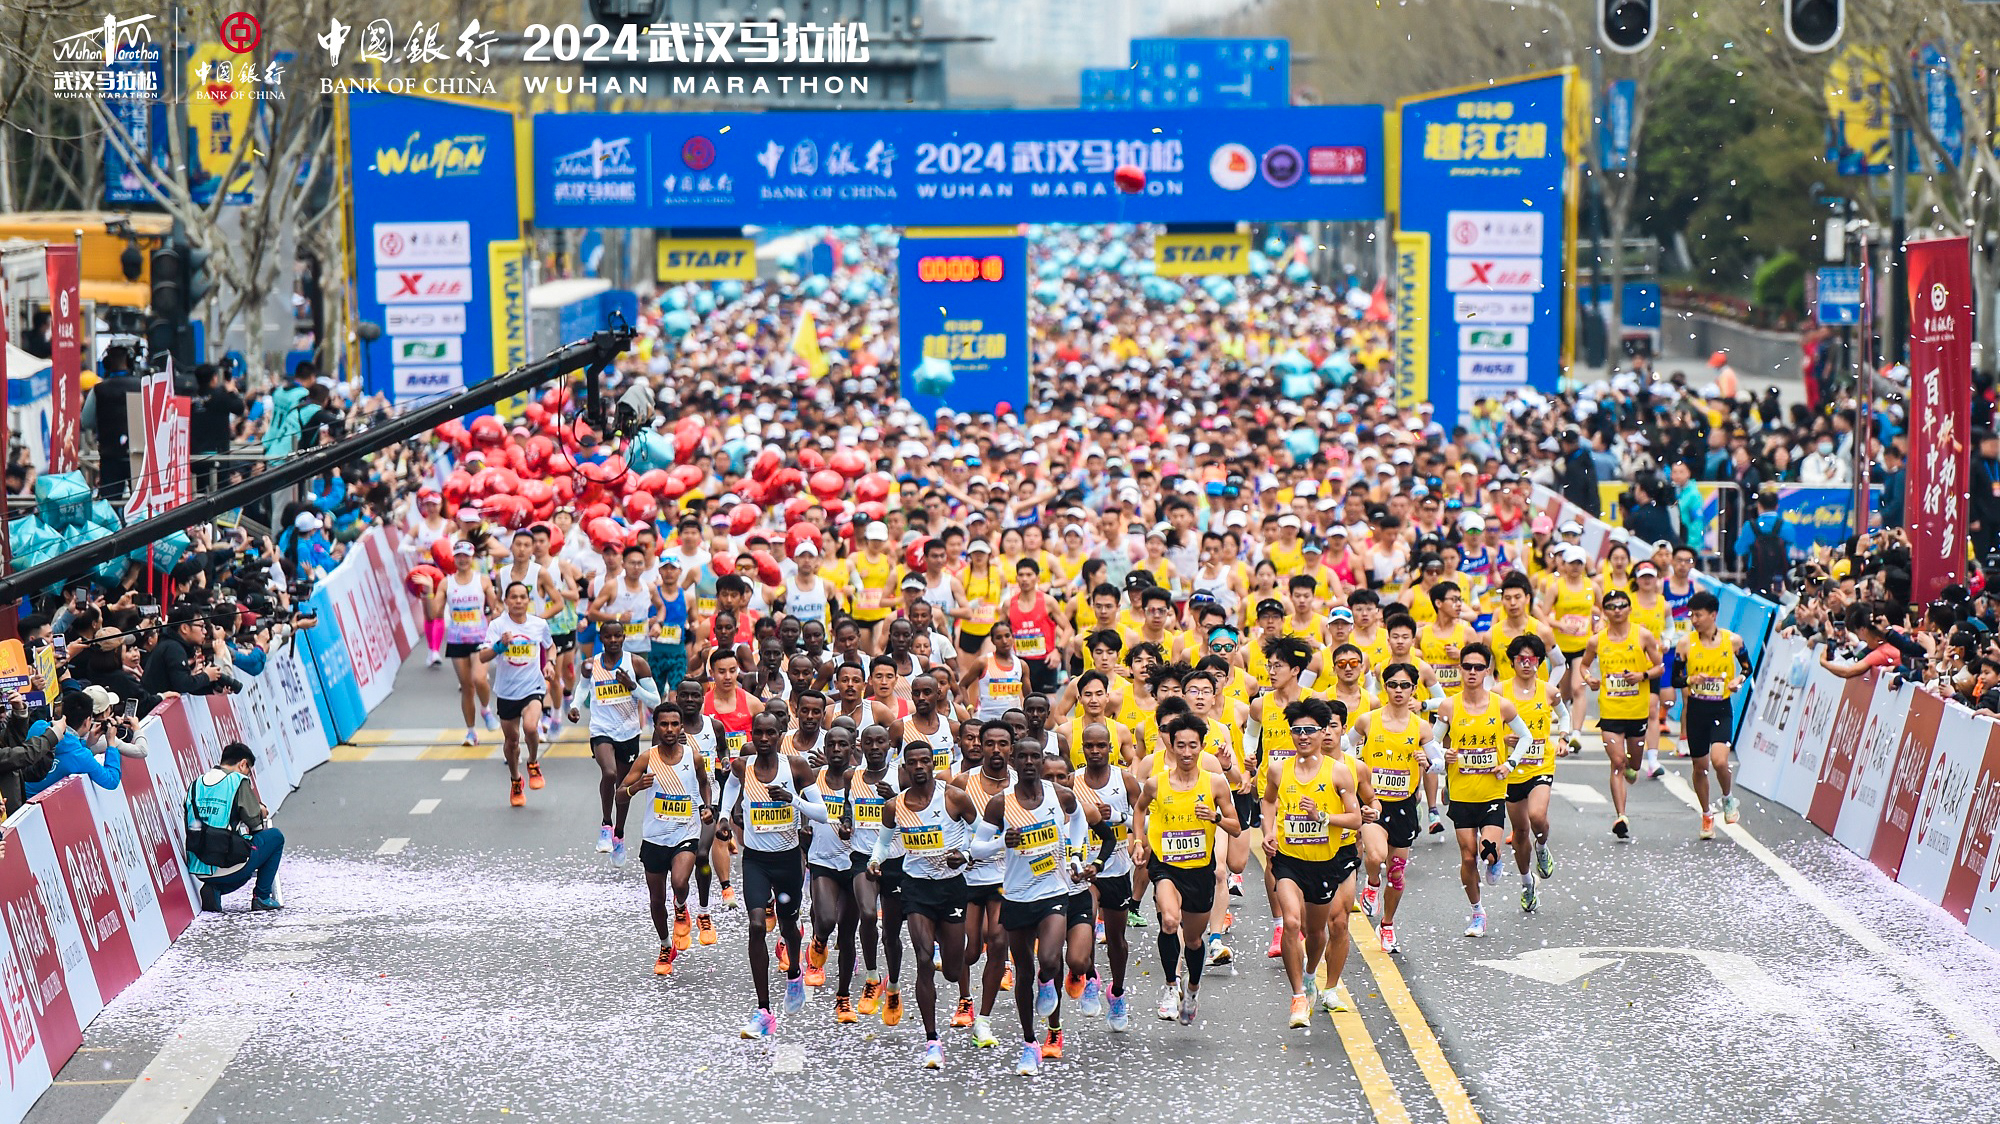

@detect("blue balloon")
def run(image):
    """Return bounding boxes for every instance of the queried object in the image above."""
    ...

[662,308,696,336]
[629,430,674,471]
[1033,280,1064,307]
[1248,251,1272,277]
[693,289,717,314]
[663,288,689,310]
[1284,261,1313,284]
[1077,250,1100,271]
[1264,236,1285,257]
[842,244,863,266]
[1037,260,1061,279]
[716,279,746,302]
[801,274,830,298]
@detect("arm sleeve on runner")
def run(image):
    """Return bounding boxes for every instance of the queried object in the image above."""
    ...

[1422,736,1446,774]
[1547,647,1567,675]
[1422,695,1443,713]
[1553,700,1573,732]
[967,816,1004,861]
[792,784,830,824]
[1504,715,1534,769]
[870,816,897,864]
[1342,728,1363,753]
[1091,818,1117,869]
[632,677,661,711]
[1066,799,1089,855]
[719,772,742,822]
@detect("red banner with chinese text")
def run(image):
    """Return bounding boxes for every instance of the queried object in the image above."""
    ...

[1906,237,1972,604]
[44,246,82,476]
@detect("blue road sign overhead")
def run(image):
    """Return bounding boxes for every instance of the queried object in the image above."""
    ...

[1129,38,1290,110]
[532,106,1381,228]
[1081,68,1134,110]
[1817,266,1863,325]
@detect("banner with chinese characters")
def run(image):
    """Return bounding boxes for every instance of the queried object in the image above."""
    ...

[1394,69,1577,427]
[103,41,166,205]
[532,107,1384,228]
[1824,46,1894,176]
[898,235,1028,418]
[186,43,254,204]
[346,93,523,403]
[1906,236,1972,604]
[44,245,81,475]
[1153,231,1250,276]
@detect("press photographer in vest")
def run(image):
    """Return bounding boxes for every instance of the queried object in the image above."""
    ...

[186,741,284,912]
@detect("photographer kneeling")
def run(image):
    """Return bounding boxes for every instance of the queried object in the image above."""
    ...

[185,742,283,912]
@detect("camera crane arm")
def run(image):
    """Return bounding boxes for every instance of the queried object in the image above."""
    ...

[0,324,635,608]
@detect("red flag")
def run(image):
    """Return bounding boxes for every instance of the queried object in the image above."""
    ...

[1366,278,1391,324]
[1905,237,1973,604]
[44,245,81,475]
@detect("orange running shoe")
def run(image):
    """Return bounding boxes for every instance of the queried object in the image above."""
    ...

[1001,965,1015,992]
[1041,1029,1064,1059]
[526,762,545,790]
[765,910,776,933]
[509,777,525,807]
[654,945,678,977]
[775,940,792,974]
[803,960,826,988]
[858,977,883,1015]
[1065,972,1086,1000]
[834,995,859,1023]
[696,914,718,945]
[808,939,828,971]
[673,908,692,952]
[951,996,975,1028]
[721,885,737,907]
[881,988,904,1026]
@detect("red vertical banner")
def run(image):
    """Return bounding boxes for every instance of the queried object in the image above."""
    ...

[43,245,82,476]
[1906,236,1973,604]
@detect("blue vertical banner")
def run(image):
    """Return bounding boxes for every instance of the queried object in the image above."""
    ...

[1601,79,1634,170]
[346,93,524,404]
[103,42,166,205]
[898,235,1029,419]
[1395,70,1577,427]
[1916,45,1964,169]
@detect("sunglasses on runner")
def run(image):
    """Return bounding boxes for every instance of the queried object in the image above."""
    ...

[1334,657,1362,669]
[1289,725,1321,737]
[1514,652,1541,663]
[1460,661,1489,673]
[1384,679,1416,691]
[1211,641,1237,653]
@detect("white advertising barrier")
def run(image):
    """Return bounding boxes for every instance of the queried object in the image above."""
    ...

[314,525,424,717]
[1830,675,1914,858]
[1896,702,1992,908]
[1732,633,1806,798]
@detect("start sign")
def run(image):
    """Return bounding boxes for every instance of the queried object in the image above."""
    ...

[900,234,1028,419]
[1154,230,1250,276]
[656,237,756,281]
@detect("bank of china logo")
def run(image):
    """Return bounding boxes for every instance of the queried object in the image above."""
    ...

[553,137,636,181]
[1932,282,1949,312]
[1210,143,1255,191]
[54,14,153,65]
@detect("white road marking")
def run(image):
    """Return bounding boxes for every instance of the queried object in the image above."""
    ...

[239,949,316,966]
[1552,781,1606,807]
[376,837,410,855]
[1475,946,1794,1014]
[770,1044,805,1073]
[442,768,470,782]
[96,1013,258,1124]
[368,744,428,761]
[409,799,441,815]
[1660,771,2000,1063]
[255,929,332,945]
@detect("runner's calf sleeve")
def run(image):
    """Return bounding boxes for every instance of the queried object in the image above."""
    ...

[1183,945,1205,990]
[1386,856,1407,891]
[1159,931,1180,979]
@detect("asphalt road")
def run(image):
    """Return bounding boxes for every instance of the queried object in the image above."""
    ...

[28,657,2000,1124]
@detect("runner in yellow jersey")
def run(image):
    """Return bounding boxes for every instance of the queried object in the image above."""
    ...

[1185,666,1251,965]
[1627,562,1673,778]
[1282,575,1328,646]
[1676,591,1751,840]
[1434,643,1533,939]
[848,524,898,650]
[1246,635,1314,959]
[1348,589,1394,673]
[1260,696,1364,1029]
[1417,581,1479,697]
[1131,713,1240,1026]
[1321,643,1378,720]
[1383,613,1446,836]
[1580,589,1663,841]
[1542,545,1598,709]
[1484,573,1564,697]
[1053,670,1138,766]
[1348,663,1432,954]
[1500,634,1567,914]
[952,541,1007,655]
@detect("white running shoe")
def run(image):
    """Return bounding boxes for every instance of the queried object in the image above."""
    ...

[596,825,614,854]
[1156,982,1180,1021]
[1464,910,1487,938]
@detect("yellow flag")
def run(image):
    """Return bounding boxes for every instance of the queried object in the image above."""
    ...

[793,310,829,380]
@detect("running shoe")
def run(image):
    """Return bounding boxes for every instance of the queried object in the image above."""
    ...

[1288,995,1312,1028]
[1095,919,1105,946]
[802,958,826,988]
[765,910,776,933]
[1484,856,1502,886]
[1612,815,1631,840]
[1000,964,1014,992]
[1207,934,1234,966]
[720,884,738,908]
[784,975,807,1016]
[1379,922,1398,954]
[1623,767,1639,784]
[654,945,678,976]
[1106,994,1131,1032]
[1700,813,1715,841]
[882,988,904,1026]
[932,942,943,971]
[527,762,545,790]
[1464,910,1487,938]
[740,1008,777,1039]
[1127,908,1148,928]
[1427,806,1445,835]
[1228,871,1245,896]
[833,996,858,1024]
[1016,1042,1041,1076]
[1535,842,1555,880]
[1157,982,1180,1021]
[1178,982,1198,1026]
[971,1015,999,1047]
[1041,1029,1064,1059]
[462,728,478,747]
[1321,985,1349,1013]
[483,706,498,731]
[952,996,975,1027]
[922,1040,945,1070]
[1360,882,1379,919]
[1304,978,1321,1013]
[611,836,627,866]
[1723,793,1742,824]
[808,939,828,971]
[509,777,525,807]
[1065,972,1087,1000]
[1267,923,1284,959]
[775,939,791,973]
[428,650,443,668]
[673,908,692,951]
[597,826,614,853]
[696,914,718,945]
[1648,765,1667,780]
[1521,877,1539,914]
[1034,978,1058,1019]
[1079,977,1105,1018]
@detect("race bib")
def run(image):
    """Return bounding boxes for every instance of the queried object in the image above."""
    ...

[724,730,747,756]
[1456,747,1499,773]
[823,795,847,821]
[622,618,645,637]
[1283,812,1329,847]
[450,608,480,627]
[504,636,535,665]
[1558,614,1588,636]
[595,679,632,703]
[654,794,693,820]
[992,677,1023,700]
[1435,664,1462,689]
[1373,766,1413,798]
[696,597,718,615]
[1518,739,1547,767]
[658,625,683,645]
[1690,675,1727,701]
[859,588,884,611]
[901,826,944,853]
[1159,829,1210,865]
[1606,675,1642,699]
[854,798,884,826]
[748,800,790,833]
[1015,629,1047,659]
[972,602,998,626]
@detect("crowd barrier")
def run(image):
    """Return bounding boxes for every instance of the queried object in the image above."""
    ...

[0,524,421,1121]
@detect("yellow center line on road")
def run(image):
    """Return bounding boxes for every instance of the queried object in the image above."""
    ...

[1246,824,1482,1124]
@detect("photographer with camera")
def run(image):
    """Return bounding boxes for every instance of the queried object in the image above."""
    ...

[185,741,282,912]
[25,687,138,797]
[0,696,66,815]
[143,606,241,699]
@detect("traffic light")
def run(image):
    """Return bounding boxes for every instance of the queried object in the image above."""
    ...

[145,231,212,379]
[1785,0,1842,53]
[1598,0,1655,54]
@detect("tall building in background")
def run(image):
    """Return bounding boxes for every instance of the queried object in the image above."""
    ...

[931,0,1251,104]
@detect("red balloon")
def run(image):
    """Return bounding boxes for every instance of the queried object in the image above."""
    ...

[484,467,521,496]
[442,471,474,511]
[809,469,846,501]
[405,563,445,598]
[821,497,846,518]
[784,521,823,558]
[470,415,506,448]
[658,472,690,500]
[750,447,783,482]
[523,402,548,429]
[1114,163,1145,194]
[429,537,455,572]
[711,553,734,578]
[728,503,759,535]
[467,468,496,499]
[770,466,805,499]
[798,447,827,474]
[669,463,705,492]
[751,549,782,587]
[547,451,575,477]
[623,491,659,524]
[855,472,892,504]
[580,454,628,485]
[587,516,624,546]
[524,435,556,473]
[857,501,887,523]
[829,448,868,479]
[551,476,577,504]
[741,480,768,507]
[783,494,814,526]
[905,537,929,571]
[435,419,470,450]
[542,524,566,556]
[637,468,672,494]
[505,445,528,476]
[580,503,613,526]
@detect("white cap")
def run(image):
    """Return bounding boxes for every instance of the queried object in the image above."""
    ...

[864,522,889,541]
[1062,523,1085,538]
[793,541,820,556]
[1224,511,1249,528]
[1391,448,1414,465]
[1278,514,1302,529]
[1461,513,1486,532]
[1558,520,1583,536]
[1326,522,1348,536]
[1559,543,1587,562]
[1296,479,1320,497]
[1022,450,1043,465]
[294,511,324,533]
[453,539,476,556]
[1317,498,1341,512]
[967,539,992,553]
[1148,523,1170,540]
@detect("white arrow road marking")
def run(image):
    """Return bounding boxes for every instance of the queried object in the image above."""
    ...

[1552,781,1606,807]
[1475,946,1792,1014]
[1659,771,2000,1064]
